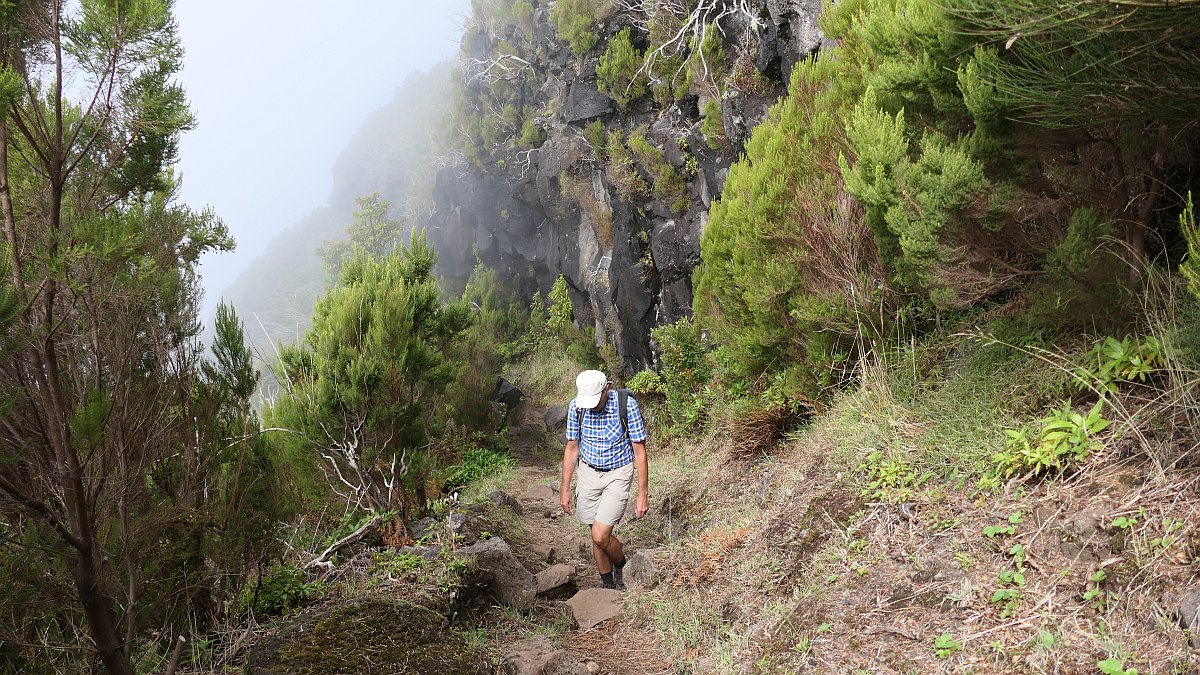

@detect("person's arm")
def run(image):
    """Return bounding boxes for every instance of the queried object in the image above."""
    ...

[632,441,649,517]
[624,394,650,518]
[560,439,578,514]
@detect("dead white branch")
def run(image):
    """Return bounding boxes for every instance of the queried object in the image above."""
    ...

[302,514,384,570]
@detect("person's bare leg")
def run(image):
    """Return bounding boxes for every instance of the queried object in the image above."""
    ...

[591,522,625,574]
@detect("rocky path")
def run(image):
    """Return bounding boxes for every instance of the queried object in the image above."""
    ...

[492,405,661,675]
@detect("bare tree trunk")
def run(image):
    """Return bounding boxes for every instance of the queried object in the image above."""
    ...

[77,543,134,675]
[1129,122,1171,282]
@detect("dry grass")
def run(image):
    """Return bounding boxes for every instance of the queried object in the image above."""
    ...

[567,620,675,674]
[723,404,791,459]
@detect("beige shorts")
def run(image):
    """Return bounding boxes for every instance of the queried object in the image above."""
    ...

[575,461,634,526]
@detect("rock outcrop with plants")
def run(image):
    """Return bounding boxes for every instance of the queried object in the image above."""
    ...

[426,0,826,369]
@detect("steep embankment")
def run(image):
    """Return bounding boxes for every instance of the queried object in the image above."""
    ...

[479,333,1200,674]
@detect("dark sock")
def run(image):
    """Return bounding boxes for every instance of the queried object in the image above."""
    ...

[615,557,627,569]
[600,571,614,585]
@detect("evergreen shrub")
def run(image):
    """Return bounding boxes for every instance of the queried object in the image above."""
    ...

[605,130,648,200]
[551,0,603,54]
[627,128,690,214]
[651,317,712,430]
[597,28,647,109]
[695,57,887,393]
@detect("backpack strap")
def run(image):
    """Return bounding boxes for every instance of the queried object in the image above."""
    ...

[617,388,630,442]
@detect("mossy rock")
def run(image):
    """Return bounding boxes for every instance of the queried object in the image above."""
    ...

[245,597,488,674]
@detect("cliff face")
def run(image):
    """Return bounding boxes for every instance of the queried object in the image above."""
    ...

[425,0,826,371]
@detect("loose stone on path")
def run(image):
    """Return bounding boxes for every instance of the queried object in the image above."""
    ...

[565,588,624,630]
[535,563,577,599]
[503,636,588,675]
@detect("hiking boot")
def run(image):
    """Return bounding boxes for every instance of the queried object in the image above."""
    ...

[613,565,626,591]
[600,578,617,590]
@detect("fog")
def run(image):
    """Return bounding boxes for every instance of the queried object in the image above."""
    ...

[174,0,472,324]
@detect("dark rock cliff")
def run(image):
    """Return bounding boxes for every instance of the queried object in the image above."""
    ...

[425,0,826,371]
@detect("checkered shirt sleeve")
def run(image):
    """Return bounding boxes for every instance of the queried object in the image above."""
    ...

[625,395,647,442]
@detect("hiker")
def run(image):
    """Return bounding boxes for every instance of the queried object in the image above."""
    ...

[560,369,649,590]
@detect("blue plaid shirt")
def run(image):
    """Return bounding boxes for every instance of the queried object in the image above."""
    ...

[566,391,647,470]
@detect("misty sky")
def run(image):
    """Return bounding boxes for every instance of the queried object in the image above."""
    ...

[174,1,472,322]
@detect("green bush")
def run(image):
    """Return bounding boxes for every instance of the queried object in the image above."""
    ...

[1045,208,1111,282]
[519,117,547,148]
[605,130,648,200]
[551,0,603,55]
[1074,335,1163,395]
[700,99,728,151]
[250,568,325,616]
[597,28,647,109]
[651,317,712,429]
[1180,193,1200,302]
[840,87,990,304]
[695,57,887,391]
[627,128,690,213]
[627,369,666,397]
[441,445,517,491]
[584,119,608,156]
[989,401,1110,481]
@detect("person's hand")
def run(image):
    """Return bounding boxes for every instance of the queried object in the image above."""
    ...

[635,493,649,519]
[560,490,573,515]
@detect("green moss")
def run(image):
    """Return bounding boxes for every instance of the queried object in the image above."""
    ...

[257,598,487,674]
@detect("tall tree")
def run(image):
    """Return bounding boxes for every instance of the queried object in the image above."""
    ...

[270,232,471,520]
[0,1,232,672]
[318,192,406,280]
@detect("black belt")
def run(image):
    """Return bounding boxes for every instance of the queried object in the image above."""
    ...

[582,460,626,473]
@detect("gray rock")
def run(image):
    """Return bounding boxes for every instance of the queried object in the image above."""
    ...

[565,588,624,629]
[504,636,589,675]
[459,537,536,610]
[411,517,438,541]
[586,662,601,675]
[1176,588,1200,648]
[448,512,470,536]
[535,563,578,599]
[394,545,443,561]
[522,484,559,503]
[489,490,524,515]
[623,550,659,590]
[544,404,569,430]
[1070,509,1105,536]
[530,543,557,563]
[563,59,615,124]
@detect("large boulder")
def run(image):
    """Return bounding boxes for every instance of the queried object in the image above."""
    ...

[458,537,536,609]
[563,60,616,124]
[245,598,487,674]
[489,489,524,515]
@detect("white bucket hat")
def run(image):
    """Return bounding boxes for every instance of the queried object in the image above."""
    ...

[575,370,608,409]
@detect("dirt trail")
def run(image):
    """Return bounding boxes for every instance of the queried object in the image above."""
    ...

[491,402,663,674]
